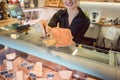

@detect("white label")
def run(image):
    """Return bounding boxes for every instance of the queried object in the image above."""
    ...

[6,61,13,71]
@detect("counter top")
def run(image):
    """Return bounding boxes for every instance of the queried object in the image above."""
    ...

[0,18,18,27]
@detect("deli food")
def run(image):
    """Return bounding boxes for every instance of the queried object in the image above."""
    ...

[0,53,98,80]
[58,70,72,79]
[43,38,56,46]
[5,53,16,60]
[51,28,73,47]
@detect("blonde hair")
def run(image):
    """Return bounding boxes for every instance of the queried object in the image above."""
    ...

[77,1,79,6]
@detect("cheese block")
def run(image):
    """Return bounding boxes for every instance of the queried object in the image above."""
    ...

[25,63,34,70]
[58,70,72,80]
[0,77,4,80]
[24,63,34,74]
[43,38,56,46]
[16,71,24,80]
[18,61,29,71]
[37,78,47,80]
[13,57,23,68]
[51,28,73,47]
[24,75,30,80]
[34,62,42,71]
[30,62,42,77]
[29,62,43,77]
[47,73,54,80]
[86,77,97,80]
[20,62,28,67]
[10,34,19,39]
[5,53,16,60]
[29,70,42,77]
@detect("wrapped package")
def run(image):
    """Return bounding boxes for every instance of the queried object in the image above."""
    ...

[5,53,16,60]
[34,62,43,71]
[29,62,43,77]
[29,70,42,78]
[18,61,29,71]
[24,63,35,74]
[58,70,72,80]
[13,57,23,68]
[6,60,13,71]
[16,71,24,80]
[37,78,47,80]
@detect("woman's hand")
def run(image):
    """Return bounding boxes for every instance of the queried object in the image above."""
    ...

[39,20,52,38]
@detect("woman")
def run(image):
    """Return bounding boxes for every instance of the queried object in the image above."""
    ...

[43,0,90,45]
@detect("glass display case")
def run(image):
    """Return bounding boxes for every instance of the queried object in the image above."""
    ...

[0,25,120,80]
[0,45,100,80]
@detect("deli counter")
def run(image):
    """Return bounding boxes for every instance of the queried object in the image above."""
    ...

[0,26,120,80]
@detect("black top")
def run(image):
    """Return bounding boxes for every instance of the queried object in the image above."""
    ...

[48,7,90,44]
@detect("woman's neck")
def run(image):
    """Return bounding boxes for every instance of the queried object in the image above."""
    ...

[67,7,79,16]
[67,7,79,25]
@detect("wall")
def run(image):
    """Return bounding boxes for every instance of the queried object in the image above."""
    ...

[80,1,120,18]
[79,1,120,49]
[38,2,120,21]
[38,7,61,20]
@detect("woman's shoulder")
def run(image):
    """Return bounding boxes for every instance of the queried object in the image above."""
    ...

[56,9,67,15]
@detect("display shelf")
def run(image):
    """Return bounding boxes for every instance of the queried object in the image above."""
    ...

[44,0,64,8]
[0,46,100,80]
[0,36,114,80]
[94,22,120,28]
[0,1,119,79]
[0,27,120,80]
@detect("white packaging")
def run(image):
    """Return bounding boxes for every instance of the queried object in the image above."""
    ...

[6,60,13,71]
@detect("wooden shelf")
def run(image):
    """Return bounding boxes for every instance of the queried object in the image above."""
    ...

[95,22,120,28]
[45,0,64,8]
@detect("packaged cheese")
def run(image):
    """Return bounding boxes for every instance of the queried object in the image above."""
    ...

[6,60,13,71]
[29,70,42,77]
[37,78,47,80]
[13,57,23,68]
[29,62,43,77]
[5,53,16,60]
[24,63,34,74]
[16,71,24,80]
[34,62,42,71]
[58,70,72,80]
